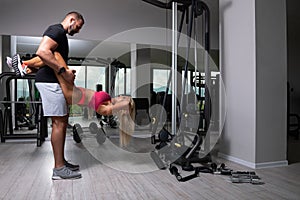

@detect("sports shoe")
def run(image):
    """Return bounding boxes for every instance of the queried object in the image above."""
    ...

[64,160,80,171]
[12,54,27,77]
[6,57,13,69]
[52,165,82,180]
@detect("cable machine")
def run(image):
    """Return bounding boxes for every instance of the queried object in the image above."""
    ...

[142,0,214,180]
[0,72,48,146]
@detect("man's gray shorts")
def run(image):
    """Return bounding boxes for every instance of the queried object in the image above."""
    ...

[35,83,68,116]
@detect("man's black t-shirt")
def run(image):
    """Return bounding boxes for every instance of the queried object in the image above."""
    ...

[35,24,69,83]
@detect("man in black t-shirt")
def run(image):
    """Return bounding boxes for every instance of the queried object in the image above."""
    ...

[35,11,84,180]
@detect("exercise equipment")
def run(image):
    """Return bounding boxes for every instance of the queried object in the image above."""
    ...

[0,108,3,143]
[169,164,200,182]
[72,122,106,144]
[132,98,153,132]
[214,163,232,175]
[168,162,233,182]
[169,161,263,184]
[72,123,82,143]
[287,82,300,140]
[230,171,264,185]
[15,97,36,130]
[143,0,215,181]
[0,72,48,146]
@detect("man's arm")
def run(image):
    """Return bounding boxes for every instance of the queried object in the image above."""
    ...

[36,36,75,84]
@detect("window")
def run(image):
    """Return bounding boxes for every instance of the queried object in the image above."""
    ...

[113,67,131,96]
[153,69,171,94]
[68,65,107,117]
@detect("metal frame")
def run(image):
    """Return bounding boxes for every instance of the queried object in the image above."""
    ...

[143,0,212,174]
[0,72,47,146]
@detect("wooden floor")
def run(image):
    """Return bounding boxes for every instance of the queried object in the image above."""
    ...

[0,133,300,200]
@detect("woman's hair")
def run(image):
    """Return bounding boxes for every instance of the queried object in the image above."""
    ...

[118,98,135,147]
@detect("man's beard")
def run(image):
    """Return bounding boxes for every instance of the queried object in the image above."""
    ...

[69,25,76,36]
[69,30,76,36]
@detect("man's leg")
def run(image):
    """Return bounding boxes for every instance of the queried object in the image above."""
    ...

[35,82,81,179]
[51,115,68,168]
[51,118,82,179]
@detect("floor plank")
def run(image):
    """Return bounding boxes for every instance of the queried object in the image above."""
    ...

[0,134,300,200]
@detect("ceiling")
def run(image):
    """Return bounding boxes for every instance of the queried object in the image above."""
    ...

[15,34,219,70]
[17,36,105,58]
[16,36,132,65]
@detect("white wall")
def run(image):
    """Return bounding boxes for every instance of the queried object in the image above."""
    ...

[255,0,287,164]
[219,0,257,164]
[219,0,287,168]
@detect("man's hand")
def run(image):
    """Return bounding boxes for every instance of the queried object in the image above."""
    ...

[61,68,76,84]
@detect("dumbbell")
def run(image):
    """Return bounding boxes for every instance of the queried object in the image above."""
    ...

[96,128,106,144]
[72,122,106,144]
[219,163,232,175]
[89,122,99,134]
[211,163,232,175]
[89,122,107,144]
[73,123,83,143]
